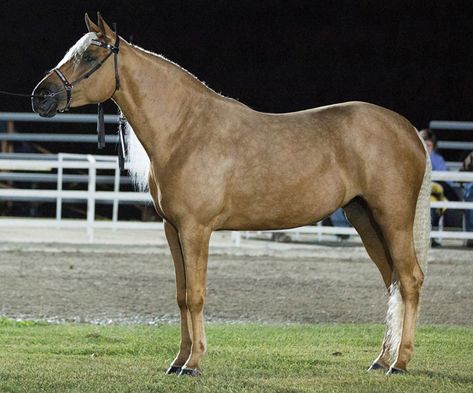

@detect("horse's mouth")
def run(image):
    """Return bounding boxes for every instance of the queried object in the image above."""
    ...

[33,97,59,118]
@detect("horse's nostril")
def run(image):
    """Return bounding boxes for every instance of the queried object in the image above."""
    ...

[35,86,52,98]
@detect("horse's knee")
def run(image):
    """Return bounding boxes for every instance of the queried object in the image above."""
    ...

[186,289,205,313]
[176,293,188,310]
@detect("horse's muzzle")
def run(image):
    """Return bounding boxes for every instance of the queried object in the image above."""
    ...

[31,87,59,118]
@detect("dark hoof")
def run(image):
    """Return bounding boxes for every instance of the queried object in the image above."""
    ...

[178,367,200,377]
[165,365,182,375]
[367,362,386,371]
[386,367,406,375]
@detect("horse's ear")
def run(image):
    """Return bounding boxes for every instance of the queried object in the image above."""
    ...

[97,12,115,41]
[85,13,100,33]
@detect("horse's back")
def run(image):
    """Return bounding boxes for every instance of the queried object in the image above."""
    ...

[229,100,425,190]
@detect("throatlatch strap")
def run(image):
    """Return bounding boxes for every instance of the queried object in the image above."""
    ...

[97,103,105,149]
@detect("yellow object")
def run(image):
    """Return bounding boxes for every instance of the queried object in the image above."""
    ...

[430,182,447,215]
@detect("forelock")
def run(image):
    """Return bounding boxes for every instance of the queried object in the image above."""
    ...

[56,32,98,68]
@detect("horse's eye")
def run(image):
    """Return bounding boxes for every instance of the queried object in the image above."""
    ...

[83,54,95,63]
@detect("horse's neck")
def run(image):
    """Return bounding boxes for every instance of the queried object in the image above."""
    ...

[113,44,212,163]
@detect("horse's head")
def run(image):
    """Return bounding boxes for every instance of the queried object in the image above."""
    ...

[32,13,120,117]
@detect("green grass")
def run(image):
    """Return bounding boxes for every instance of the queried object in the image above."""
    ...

[0,318,472,392]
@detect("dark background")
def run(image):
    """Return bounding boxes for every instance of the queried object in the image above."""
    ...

[1,0,473,138]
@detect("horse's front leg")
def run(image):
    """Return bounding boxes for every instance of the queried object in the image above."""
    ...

[177,222,211,376]
[164,221,193,374]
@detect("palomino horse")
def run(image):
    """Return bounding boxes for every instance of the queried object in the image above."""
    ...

[32,14,431,376]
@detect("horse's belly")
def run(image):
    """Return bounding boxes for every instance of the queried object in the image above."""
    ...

[220,183,345,231]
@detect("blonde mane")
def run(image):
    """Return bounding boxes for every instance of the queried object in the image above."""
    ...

[131,43,225,98]
[122,117,150,191]
[56,32,98,68]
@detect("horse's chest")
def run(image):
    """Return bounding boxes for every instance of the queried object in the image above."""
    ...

[148,174,187,221]
[148,171,169,218]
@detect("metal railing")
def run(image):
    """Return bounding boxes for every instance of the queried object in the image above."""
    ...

[1,113,471,150]
[0,112,119,123]
[429,120,473,151]
[0,111,120,145]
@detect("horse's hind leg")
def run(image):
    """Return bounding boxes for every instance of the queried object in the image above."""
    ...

[344,198,394,370]
[368,202,425,374]
[383,228,424,374]
[344,198,393,288]
[164,221,193,374]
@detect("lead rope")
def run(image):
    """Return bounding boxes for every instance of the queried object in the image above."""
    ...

[0,90,47,98]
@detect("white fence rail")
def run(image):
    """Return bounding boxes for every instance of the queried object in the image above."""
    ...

[429,120,473,151]
[0,154,150,241]
[0,154,472,243]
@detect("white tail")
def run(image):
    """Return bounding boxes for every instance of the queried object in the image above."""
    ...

[386,146,431,363]
[385,281,405,363]
[413,149,432,275]
[124,120,150,191]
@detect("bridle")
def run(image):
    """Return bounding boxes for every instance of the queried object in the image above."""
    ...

[50,24,122,150]
[1,24,125,159]
[0,31,119,104]
[51,26,121,113]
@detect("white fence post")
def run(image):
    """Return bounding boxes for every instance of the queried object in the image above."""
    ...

[55,153,63,228]
[231,231,241,246]
[317,221,322,242]
[87,155,96,242]
[112,159,120,231]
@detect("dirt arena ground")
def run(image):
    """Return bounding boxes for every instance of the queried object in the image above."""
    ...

[0,229,472,325]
